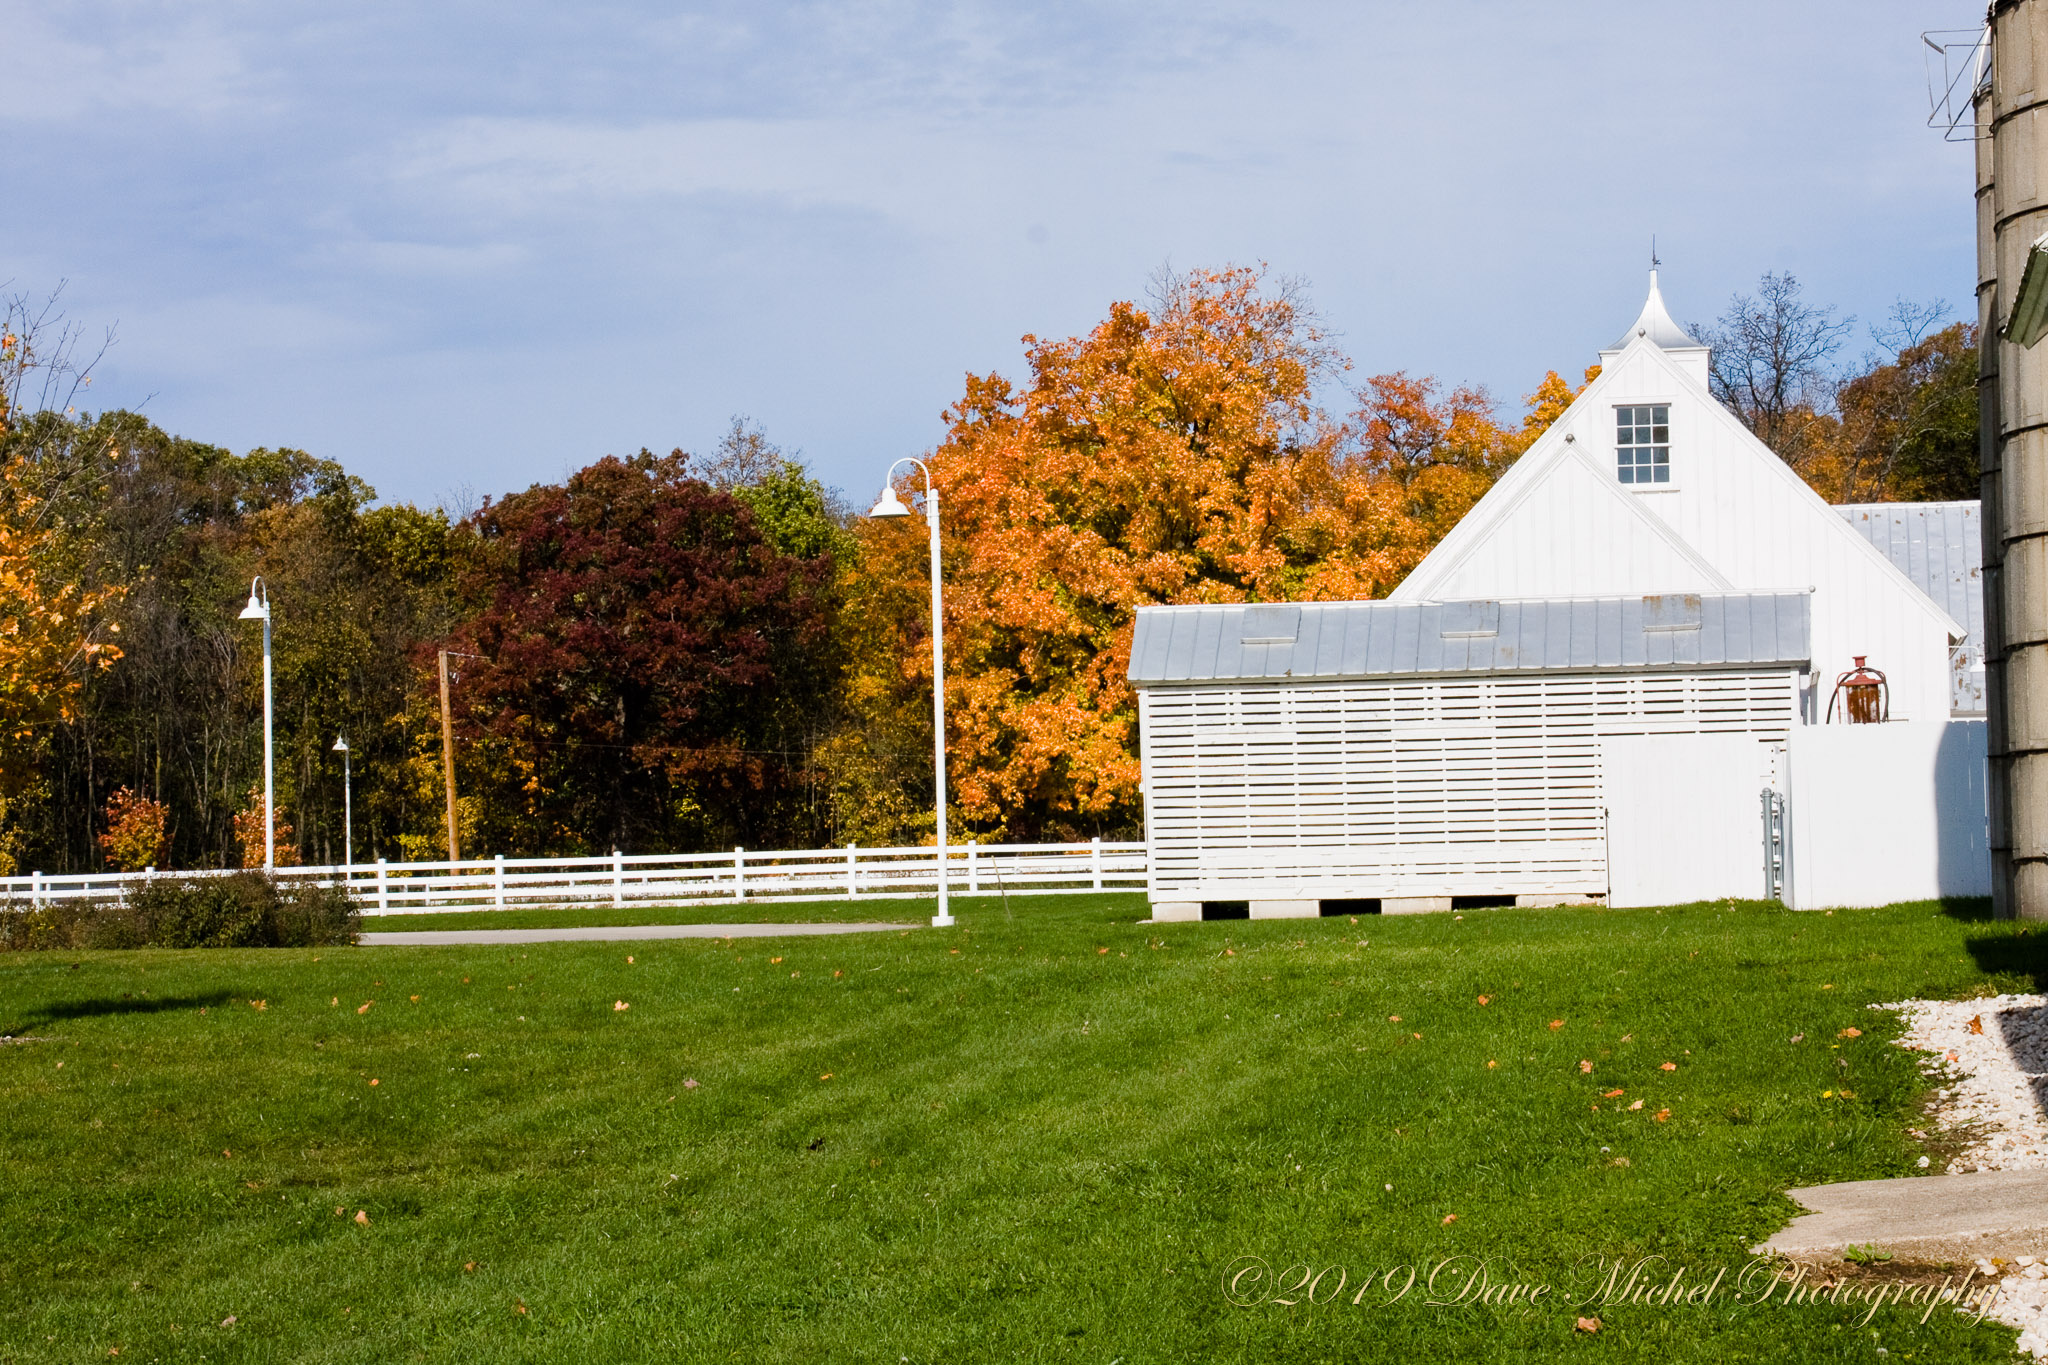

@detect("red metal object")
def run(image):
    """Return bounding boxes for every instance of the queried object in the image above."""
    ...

[1826,656,1889,724]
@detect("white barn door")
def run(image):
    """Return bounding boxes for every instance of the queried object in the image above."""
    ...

[1603,734,1772,908]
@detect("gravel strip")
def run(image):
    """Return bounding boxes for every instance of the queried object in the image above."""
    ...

[1877,992,2048,1172]
[1879,992,2048,1353]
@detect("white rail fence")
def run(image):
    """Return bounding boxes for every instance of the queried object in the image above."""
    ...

[1,840,1149,915]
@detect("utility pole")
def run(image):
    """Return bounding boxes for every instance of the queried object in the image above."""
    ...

[1978,1,2048,919]
[438,649,459,865]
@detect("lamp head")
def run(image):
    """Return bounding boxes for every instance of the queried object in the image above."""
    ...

[868,486,912,519]
[332,735,349,753]
[237,577,269,620]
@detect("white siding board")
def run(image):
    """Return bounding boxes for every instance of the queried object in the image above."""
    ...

[1142,667,1798,902]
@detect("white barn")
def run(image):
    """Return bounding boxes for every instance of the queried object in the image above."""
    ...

[1131,274,1988,918]
[1385,273,1967,722]
[1132,594,1810,917]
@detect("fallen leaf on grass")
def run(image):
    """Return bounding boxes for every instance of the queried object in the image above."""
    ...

[1660,1062,1677,1071]
[1838,1027,1862,1039]
[1549,1020,1564,1030]
[329,997,338,1007]
[1097,947,1109,955]
[1476,995,1490,1005]
[625,956,634,964]
[819,1073,834,1081]
[1442,1214,1457,1224]
[1575,1316,1601,1334]
[1822,984,1835,991]
[949,949,961,955]
[1619,1034,1632,1043]
[1579,1060,1593,1074]
[770,957,782,964]
[514,1301,528,1316]
[248,1000,266,1011]
[356,1002,371,1015]
[219,1316,236,1327]
[683,1078,700,1089]
[1790,1034,1804,1044]
[613,1001,630,1012]
[222,1149,231,1158]
[790,971,800,979]
[410,995,419,1003]
[1628,1100,1644,1111]
[354,1210,369,1226]
[1653,1109,1670,1123]
[1487,1060,1499,1069]
[463,1262,476,1272]
[833,970,843,978]
[1388,1015,1401,1023]
[1224,949,1236,957]
[1969,1015,1985,1035]
[1603,1089,1625,1098]
[368,1079,379,1087]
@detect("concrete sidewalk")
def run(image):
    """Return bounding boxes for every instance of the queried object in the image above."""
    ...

[1757,1169,2048,1261]
[359,922,917,946]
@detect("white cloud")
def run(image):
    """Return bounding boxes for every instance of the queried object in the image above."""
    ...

[0,3,273,123]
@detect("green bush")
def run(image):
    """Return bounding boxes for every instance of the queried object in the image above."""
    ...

[0,874,359,950]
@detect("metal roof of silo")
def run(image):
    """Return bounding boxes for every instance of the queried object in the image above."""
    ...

[1127,592,1812,686]
[1835,501,1983,649]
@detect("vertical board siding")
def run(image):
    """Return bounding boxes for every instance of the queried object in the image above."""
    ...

[1144,668,1797,901]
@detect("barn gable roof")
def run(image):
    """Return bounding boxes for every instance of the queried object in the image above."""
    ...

[1128,592,1811,686]
[1388,326,1967,642]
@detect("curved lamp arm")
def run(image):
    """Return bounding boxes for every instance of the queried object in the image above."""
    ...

[869,458,937,526]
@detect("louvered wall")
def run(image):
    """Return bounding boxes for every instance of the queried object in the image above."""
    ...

[1141,668,1799,902]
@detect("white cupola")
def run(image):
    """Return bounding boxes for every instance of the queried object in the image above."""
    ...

[1598,269,1711,386]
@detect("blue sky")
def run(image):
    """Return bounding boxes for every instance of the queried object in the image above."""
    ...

[4,1,1984,510]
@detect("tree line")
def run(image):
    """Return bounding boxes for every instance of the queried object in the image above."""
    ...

[0,267,1977,874]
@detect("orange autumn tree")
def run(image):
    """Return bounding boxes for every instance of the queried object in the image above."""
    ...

[0,455,122,776]
[836,266,1563,843]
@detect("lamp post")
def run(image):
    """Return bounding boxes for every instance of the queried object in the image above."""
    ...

[333,734,352,873]
[868,459,952,928]
[237,578,274,870]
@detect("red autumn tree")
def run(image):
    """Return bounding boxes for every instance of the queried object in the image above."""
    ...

[439,450,835,854]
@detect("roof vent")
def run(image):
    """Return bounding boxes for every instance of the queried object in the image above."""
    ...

[1438,600,1500,638]
[1641,593,1703,632]
[1238,604,1300,645]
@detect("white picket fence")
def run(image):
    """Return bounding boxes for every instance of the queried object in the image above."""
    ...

[1,839,1149,915]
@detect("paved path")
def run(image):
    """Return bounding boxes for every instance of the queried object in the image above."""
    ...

[1757,1168,2048,1261]
[359,922,917,946]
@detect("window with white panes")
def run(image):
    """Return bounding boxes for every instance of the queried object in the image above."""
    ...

[1616,405,1669,484]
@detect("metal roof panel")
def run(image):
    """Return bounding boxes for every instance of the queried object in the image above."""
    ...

[1130,593,1812,685]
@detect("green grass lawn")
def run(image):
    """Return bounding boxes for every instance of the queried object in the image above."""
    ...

[1,895,2038,1363]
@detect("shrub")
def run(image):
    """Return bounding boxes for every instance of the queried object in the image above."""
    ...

[232,786,299,869]
[0,874,358,950]
[99,787,170,871]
